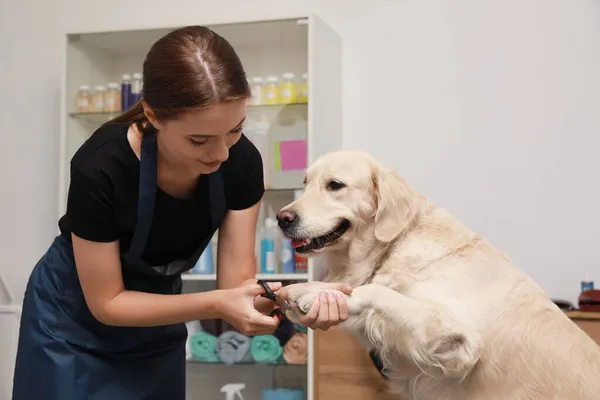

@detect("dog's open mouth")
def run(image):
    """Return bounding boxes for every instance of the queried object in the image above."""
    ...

[290,219,351,254]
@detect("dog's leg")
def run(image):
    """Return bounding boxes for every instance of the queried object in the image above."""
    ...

[290,284,481,379]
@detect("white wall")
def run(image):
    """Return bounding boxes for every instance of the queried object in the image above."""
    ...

[1,0,600,311]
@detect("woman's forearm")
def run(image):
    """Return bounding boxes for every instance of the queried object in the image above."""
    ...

[101,289,225,327]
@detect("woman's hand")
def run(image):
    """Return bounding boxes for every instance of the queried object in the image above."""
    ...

[275,282,354,331]
[217,281,283,336]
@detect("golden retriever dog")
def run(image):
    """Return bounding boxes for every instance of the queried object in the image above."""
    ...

[277,149,600,400]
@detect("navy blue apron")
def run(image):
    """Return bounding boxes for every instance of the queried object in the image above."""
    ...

[12,128,227,399]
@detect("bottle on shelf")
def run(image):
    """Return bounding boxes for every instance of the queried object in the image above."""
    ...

[260,208,278,274]
[92,85,106,113]
[75,85,92,113]
[250,77,265,106]
[264,76,280,105]
[279,231,296,274]
[299,73,308,103]
[121,74,132,112]
[280,72,298,104]
[246,114,271,187]
[104,82,121,112]
[130,72,143,105]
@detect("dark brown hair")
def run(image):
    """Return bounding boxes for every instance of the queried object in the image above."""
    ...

[108,25,251,132]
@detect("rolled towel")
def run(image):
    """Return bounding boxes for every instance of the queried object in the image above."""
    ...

[216,331,252,365]
[189,330,220,363]
[185,321,203,361]
[250,335,283,364]
[283,333,307,365]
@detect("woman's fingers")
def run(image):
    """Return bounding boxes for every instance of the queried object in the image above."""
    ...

[326,291,338,326]
[337,292,349,322]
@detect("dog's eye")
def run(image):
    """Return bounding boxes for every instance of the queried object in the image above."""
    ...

[327,180,346,191]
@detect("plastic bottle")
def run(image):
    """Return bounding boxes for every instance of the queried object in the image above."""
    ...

[299,73,308,103]
[250,77,265,106]
[279,73,298,104]
[264,76,280,105]
[279,232,296,274]
[121,74,132,112]
[130,72,143,105]
[191,240,214,274]
[220,383,245,400]
[92,85,106,113]
[75,85,92,113]
[582,270,594,292]
[104,82,121,112]
[261,216,277,274]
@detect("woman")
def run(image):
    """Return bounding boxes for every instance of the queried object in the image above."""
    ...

[12,25,352,400]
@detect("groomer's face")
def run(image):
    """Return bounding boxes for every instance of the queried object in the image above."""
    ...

[146,99,247,174]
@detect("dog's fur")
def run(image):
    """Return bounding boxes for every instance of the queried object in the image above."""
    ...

[279,149,600,400]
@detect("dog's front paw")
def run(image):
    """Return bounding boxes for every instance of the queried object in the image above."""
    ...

[288,288,344,314]
[288,288,320,314]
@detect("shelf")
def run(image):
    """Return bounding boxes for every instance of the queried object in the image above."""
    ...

[69,102,307,124]
[187,360,307,367]
[183,273,308,281]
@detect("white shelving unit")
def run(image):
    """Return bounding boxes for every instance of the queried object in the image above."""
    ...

[59,15,342,400]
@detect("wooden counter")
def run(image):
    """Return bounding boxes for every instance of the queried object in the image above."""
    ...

[564,310,600,344]
[314,311,600,400]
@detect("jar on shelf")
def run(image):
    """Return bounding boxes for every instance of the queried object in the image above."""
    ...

[264,76,280,105]
[92,85,106,113]
[250,77,265,106]
[104,82,121,112]
[75,85,92,113]
[279,72,298,104]
[299,73,308,103]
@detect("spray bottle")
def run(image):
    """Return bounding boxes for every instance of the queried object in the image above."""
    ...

[220,383,246,400]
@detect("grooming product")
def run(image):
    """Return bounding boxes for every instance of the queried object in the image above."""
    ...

[294,253,307,274]
[220,383,246,400]
[279,72,298,104]
[251,77,265,105]
[264,76,280,105]
[75,85,92,112]
[121,74,132,111]
[581,271,594,292]
[260,214,277,274]
[92,85,106,112]
[247,115,270,187]
[191,242,214,274]
[130,72,143,105]
[279,234,295,274]
[298,73,308,103]
[104,82,121,112]
[262,388,304,400]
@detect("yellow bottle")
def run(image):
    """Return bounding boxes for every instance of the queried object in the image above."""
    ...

[279,73,298,104]
[264,76,280,105]
[299,73,308,103]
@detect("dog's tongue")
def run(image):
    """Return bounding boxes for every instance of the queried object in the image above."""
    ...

[291,239,305,248]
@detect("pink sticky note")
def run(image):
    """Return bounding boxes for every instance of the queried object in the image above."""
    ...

[279,140,307,171]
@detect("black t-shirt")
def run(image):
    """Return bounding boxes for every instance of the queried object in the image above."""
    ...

[58,122,264,266]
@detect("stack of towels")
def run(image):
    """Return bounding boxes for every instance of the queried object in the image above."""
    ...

[186,317,308,365]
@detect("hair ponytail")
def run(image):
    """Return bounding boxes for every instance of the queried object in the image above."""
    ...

[104,100,148,133]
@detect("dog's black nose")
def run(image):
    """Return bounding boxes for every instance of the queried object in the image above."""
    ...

[276,210,297,229]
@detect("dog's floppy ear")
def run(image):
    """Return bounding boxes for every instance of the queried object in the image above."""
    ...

[373,166,421,242]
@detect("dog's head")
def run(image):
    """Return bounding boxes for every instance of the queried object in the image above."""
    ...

[277,150,423,256]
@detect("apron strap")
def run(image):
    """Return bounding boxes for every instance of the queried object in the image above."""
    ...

[180,170,227,272]
[121,129,158,266]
